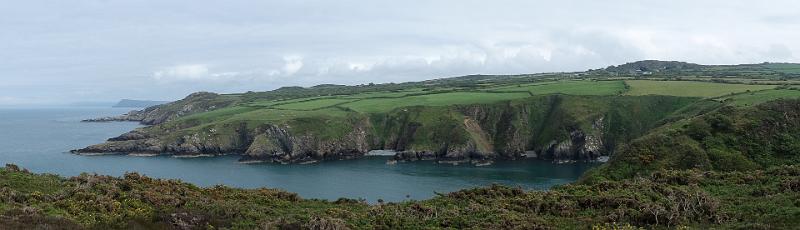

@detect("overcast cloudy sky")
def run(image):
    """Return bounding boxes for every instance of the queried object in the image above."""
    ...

[1,0,798,106]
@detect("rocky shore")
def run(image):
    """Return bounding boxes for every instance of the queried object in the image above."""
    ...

[73,116,611,165]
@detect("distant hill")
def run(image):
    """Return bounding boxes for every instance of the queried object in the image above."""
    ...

[601,60,703,74]
[112,99,170,108]
[593,60,800,77]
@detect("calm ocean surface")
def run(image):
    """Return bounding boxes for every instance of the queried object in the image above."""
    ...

[0,107,598,202]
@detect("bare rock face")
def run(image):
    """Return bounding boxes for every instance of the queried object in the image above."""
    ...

[168,213,209,230]
[81,110,147,123]
[72,136,163,155]
[107,129,151,141]
[542,129,604,161]
[453,101,611,162]
[241,121,372,164]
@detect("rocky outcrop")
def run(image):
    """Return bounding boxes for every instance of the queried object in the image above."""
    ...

[73,134,163,155]
[82,92,238,125]
[74,118,374,164]
[540,130,603,160]
[82,109,149,123]
[240,122,372,164]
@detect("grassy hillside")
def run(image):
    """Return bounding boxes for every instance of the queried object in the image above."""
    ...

[150,79,764,128]
[161,79,795,128]
[584,100,800,182]
[719,88,800,107]
[76,69,800,166]
[341,91,532,113]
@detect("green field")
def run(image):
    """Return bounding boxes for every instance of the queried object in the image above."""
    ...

[273,98,355,110]
[331,80,626,114]
[248,79,781,115]
[486,80,626,96]
[177,106,258,123]
[229,107,349,122]
[183,80,790,122]
[243,96,330,107]
[762,63,800,74]
[721,89,800,107]
[624,80,776,98]
[339,91,531,113]
[342,88,429,99]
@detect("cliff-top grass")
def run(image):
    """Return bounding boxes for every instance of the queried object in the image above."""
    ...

[720,88,800,107]
[339,91,533,113]
[173,80,798,125]
[486,79,626,95]
[624,80,776,98]
[273,98,356,110]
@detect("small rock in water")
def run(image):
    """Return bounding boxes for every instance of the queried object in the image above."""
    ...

[128,153,158,157]
[367,150,397,156]
[596,156,610,163]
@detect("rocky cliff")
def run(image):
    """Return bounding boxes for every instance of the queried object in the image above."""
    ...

[74,95,700,164]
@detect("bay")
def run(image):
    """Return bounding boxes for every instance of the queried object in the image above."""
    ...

[0,107,597,202]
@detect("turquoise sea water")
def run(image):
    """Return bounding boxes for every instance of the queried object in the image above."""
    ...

[0,107,598,202]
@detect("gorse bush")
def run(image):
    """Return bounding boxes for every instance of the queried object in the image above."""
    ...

[1,164,797,229]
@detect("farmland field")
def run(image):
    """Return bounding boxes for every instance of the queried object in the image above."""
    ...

[198,80,792,119]
[486,80,625,96]
[273,98,355,110]
[342,88,429,99]
[624,80,776,98]
[340,91,531,113]
[763,63,800,74]
[163,79,800,127]
[720,89,800,107]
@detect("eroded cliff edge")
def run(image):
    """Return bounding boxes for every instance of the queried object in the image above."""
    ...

[73,94,704,164]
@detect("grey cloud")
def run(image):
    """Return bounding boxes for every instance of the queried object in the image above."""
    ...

[1,0,799,105]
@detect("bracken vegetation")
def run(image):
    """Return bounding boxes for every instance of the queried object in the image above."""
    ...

[0,164,797,229]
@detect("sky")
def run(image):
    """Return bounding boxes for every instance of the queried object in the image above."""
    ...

[1,0,799,106]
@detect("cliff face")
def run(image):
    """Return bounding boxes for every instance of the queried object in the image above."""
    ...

[241,119,373,164]
[74,95,699,164]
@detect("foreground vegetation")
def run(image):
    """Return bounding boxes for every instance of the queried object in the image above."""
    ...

[1,164,797,229]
